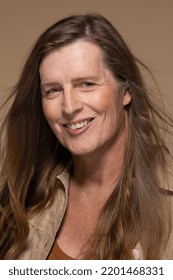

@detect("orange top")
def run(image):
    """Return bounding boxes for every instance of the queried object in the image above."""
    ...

[47,242,74,260]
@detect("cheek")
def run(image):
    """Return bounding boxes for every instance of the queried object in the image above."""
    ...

[92,93,115,114]
[103,94,125,125]
[42,101,58,122]
[96,92,122,114]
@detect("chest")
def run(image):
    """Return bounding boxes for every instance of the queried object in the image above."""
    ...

[56,185,106,258]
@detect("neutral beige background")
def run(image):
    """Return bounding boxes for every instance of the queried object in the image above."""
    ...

[0,0,173,114]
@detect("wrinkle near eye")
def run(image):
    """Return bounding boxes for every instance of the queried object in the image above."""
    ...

[96,69,116,88]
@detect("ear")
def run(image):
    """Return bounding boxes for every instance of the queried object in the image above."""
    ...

[123,90,131,106]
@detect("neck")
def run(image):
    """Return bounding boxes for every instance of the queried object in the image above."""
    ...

[71,124,127,192]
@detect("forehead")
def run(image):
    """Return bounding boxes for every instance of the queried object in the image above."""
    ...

[39,40,107,80]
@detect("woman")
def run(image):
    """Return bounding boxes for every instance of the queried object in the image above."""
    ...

[0,13,173,260]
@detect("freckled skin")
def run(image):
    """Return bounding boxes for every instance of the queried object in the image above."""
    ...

[39,40,131,157]
[40,41,132,258]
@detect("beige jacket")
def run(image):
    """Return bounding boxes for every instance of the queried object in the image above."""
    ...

[18,168,173,260]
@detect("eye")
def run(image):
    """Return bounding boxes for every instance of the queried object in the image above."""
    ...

[42,87,62,99]
[83,82,95,87]
[46,88,61,94]
[80,82,96,90]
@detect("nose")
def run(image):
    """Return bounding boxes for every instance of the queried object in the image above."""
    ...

[62,87,83,118]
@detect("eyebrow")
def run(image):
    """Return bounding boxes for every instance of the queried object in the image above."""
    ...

[41,82,60,91]
[41,76,98,90]
[71,76,98,83]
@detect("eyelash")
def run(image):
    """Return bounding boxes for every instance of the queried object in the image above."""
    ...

[47,88,62,94]
[81,82,95,87]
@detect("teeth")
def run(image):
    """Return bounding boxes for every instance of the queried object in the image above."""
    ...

[66,120,89,130]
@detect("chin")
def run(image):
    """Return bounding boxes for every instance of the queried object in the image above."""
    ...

[68,146,96,157]
[70,150,92,157]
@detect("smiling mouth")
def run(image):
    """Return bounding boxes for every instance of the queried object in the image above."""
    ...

[64,118,94,130]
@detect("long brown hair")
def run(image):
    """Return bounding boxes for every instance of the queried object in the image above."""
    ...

[0,13,172,259]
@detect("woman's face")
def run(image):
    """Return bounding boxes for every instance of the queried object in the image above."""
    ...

[39,40,131,156]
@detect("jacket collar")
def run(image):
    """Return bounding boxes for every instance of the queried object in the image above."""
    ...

[28,163,173,231]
